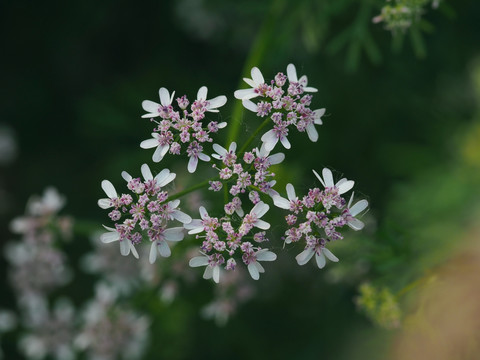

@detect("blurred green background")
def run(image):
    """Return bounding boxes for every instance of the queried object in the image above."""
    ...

[1,0,480,359]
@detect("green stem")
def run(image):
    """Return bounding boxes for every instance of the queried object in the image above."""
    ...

[169,177,218,201]
[238,116,272,154]
[226,0,286,146]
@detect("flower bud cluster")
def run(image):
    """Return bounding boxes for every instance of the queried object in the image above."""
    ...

[235,64,325,152]
[211,142,284,203]
[140,87,227,173]
[98,164,190,263]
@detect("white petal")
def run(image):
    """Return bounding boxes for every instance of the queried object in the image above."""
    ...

[323,248,339,262]
[217,122,227,128]
[235,207,244,218]
[203,266,213,279]
[311,171,324,190]
[157,240,171,257]
[306,123,319,142]
[212,266,220,283]
[142,100,160,113]
[199,206,208,219]
[229,142,237,153]
[254,219,270,230]
[169,199,180,208]
[273,196,290,210]
[295,248,315,265]
[101,180,117,199]
[173,210,192,224]
[348,218,365,231]
[207,96,227,110]
[256,261,265,273]
[189,256,209,267]
[187,156,198,173]
[314,108,325,123]
[120,240,130,256]
[286,183,296,201]
[234,88,255,100]
[141,163,153,181]
[129,242,139,259]
[154,168,170,185]
[242,99,258,112]
[256,250,277,262]
[152,144,169,163]
[100,231,119,243]
[197,86,208,101]
[322,168,334,188]
[159,87,171,106]
[184,219,204,234]
[243,77,256,87]
[213,143,227,156]
[97,198,113,209]
[248,263,260,280]
[280,136,291,149]
[251,201,269,218]
[316,253,326,269]
[337,180,354,194]
[350,199,368,216]
[261,131,278,152]
[251,67,264,85]
[121,171,132,182]
[304,86,318,93]
[156,171,175,188]
[140,138,158,149]
[267,153,284,165]
[164,227,184,241]
[286,63,298,82]
[149,242,157,264]
[198,153,210,162]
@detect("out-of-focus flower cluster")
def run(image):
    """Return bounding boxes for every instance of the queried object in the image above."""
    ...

[373,0,440,33]
[4,188,151,360]
[7,188,72,305]
[356,283,402,329]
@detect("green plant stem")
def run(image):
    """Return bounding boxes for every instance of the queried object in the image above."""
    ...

[226,0,286,146]
[238,116,272,154]
[168,177,218,201]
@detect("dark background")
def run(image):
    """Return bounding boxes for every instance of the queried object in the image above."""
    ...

[1,0,480,359]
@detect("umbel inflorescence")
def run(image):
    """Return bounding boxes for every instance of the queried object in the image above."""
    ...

[98,64,368,283]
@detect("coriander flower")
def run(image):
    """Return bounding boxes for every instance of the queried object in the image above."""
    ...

[186,141,210,173]
[273,183,301,212]
[345,193,368,230]
[260,124,291,152]
[238,201,270,236]
[100,225,139,259]
[196,86,228,113]
[243,249,277,280]
[286,63,318,93]
[234,67,266,100]
[140,132,171,163]
[122,164,176,189]
[148,227,184,264]
[141,87,175,118]
[211,142,237,166]
[183,206,210,235]
[97,180,119,209]
[312,168,354,195]
[304,108,325,142]
[295,240,338,269]
[189,253,224,283]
